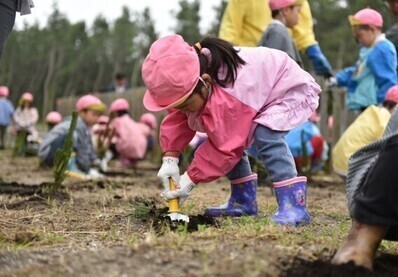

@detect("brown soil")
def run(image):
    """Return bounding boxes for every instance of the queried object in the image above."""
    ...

[0,150,397,276]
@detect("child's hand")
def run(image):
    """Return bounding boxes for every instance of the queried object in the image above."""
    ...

[161,172,196,206]
[157,157,180,192]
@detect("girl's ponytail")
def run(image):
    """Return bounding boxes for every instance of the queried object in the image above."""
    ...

[194,36,246,88]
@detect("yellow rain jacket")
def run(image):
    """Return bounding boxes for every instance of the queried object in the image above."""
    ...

[332,106,391,176]
[219,0,316,51]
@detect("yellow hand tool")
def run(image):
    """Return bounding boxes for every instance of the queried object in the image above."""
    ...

[167,178,189,222]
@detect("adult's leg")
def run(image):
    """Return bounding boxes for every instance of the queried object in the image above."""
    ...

[334,135,398,269]
[0,0,17,60]
[332,220,388,270]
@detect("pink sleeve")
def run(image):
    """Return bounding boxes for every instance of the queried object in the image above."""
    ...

[160,109,196,153]
[187,90,257,184]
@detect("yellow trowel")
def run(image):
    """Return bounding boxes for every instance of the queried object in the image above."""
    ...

[167,178,190,222]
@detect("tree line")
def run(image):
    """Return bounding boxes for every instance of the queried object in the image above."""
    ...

[0,0,392,117]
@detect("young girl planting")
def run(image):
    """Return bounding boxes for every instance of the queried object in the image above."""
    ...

[142,34,321,226]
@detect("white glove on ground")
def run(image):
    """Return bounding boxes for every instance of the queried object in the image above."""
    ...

[161,172,196,206]
[87,168,104,179]
[157,157,180,192]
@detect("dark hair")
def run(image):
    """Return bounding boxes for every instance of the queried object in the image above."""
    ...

[383,100,397,110]
[115,110,129,117]
[271,10,280,18]
[115,72,127,80]
[355,24,382,31]
[19,101,32,109]
[194,36,246,88]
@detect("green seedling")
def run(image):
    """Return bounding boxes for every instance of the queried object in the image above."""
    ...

[47,111,78,195]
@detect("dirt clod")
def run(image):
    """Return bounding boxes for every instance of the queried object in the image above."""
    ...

[14,231,38,244]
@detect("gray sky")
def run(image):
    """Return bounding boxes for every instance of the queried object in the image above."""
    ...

[15,0,224,36]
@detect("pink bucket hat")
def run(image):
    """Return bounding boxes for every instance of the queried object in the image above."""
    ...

[386,85,398,103]
[140,113,157,129]
[110,98,130,113]
[0,86,9,97]
[76,95,106,112]
[45,111,63,124]
[142,35,200,112]
[269,0,303,11]
[349,8,383,28]
[21,92,33,102]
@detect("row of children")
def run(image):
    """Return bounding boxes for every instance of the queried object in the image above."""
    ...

[2,91,158,179]
[38,95,157,179]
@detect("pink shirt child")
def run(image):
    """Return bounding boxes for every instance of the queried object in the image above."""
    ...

[160,47,320,184]
[108,99,150,165]
[110,114,150,164]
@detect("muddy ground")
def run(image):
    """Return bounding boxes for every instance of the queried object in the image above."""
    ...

[0,151,397,276]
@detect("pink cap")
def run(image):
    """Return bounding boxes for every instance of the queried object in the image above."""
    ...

[309,111,320,123]
[269,0,301,11]
[142,35,200,111]
[140,113,157,129]
[98,115,109,124]
[76,95,106,112]
[45,111,63,124]
[349,8,383,28]
[110,98,130,113]
[0,86,9,97]
[21,92,33,102]
[385,85,398,103]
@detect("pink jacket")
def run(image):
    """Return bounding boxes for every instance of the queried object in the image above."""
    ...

[110,115,150,160]
[160,47,321,184]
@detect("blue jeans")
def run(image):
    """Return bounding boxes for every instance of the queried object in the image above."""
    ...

[253,125,297,182]
[226,125,297,183]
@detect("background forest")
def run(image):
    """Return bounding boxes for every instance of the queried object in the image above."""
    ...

[0,0,394,116]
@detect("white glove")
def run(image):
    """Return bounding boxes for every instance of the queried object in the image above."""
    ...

[161,172,196,206]
[325,76,337,88]
[87,168,104,179]
[100,159,108,172]
[157,157,180,192]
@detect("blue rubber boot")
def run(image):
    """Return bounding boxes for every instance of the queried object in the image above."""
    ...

[204,176,258,217]
[270,177,310,226]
